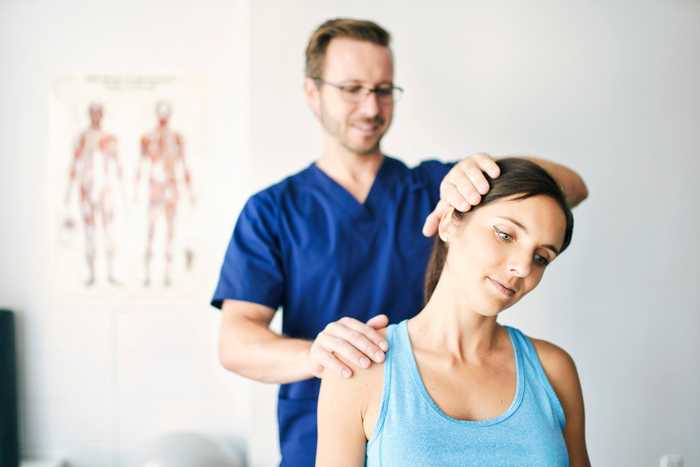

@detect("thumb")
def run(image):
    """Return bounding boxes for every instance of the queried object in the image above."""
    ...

[422,210,439,237]
[422,199,448,237]
[366,314,389,329]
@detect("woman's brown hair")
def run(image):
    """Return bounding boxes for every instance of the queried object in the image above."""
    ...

[423,158,574,304]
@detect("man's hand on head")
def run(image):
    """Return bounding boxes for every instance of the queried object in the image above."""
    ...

[422,153,501,237]
[308,314,389,379]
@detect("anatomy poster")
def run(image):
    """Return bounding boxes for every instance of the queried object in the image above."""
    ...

[49,74,211,302]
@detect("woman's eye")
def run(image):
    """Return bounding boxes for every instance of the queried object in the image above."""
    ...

[493,227,512,241]
[534,255,550,266]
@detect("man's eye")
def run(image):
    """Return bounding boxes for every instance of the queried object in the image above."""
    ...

[493,226,512,241]
[343,85,364,94]
[374,87,393,97]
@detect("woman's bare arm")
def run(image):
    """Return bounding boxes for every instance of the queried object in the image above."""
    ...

[534,339,592,467]
[316,364,369,467]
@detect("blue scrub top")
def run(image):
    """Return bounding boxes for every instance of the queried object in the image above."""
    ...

[212,156,453,467]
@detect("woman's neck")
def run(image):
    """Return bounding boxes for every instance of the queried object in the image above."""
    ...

[409,275,504,365]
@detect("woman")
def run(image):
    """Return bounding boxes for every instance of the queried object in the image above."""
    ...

[315,158,591,466]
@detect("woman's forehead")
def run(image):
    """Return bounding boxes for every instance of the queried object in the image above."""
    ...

[475,195,567,244]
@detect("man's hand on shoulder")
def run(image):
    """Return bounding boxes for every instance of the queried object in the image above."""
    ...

[308,314,389,379]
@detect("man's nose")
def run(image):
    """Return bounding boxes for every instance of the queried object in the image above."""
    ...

[357,90,381,116]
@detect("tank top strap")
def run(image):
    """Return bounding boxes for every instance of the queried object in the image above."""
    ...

[505,325,566,428]
[382,320,417,396]
[366,320,415,448]
[391,320,415,370]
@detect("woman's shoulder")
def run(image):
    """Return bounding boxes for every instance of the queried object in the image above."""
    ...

[526,335,582,409]
[320,327,389,406]
[528,336,576,373]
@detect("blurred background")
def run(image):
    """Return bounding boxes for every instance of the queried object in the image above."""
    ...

[1,1,698,466]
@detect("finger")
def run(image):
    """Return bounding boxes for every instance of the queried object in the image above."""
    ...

[366,315,389,351]
[422,211,438,237]
[365,314,388,329]
[421,211,438,237]
[440,181,470,212]
[423,201,444,237]
[317,349,353,378]
[457,160,489,197]
[322,334,374,368]
[330,320,386,362]
[422,199,448,236]
[451,167,483,204]
[473,153,500,179]
[347,315,388,347]
[337,320,387,361]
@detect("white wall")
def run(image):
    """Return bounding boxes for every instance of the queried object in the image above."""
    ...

[249,1,700,466]
[0,1,258,466]
[2,1,699,467]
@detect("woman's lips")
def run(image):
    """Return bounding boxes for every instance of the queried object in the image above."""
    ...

[487,277,516,297]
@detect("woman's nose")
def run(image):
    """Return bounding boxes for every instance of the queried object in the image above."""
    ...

[507,254,532,278]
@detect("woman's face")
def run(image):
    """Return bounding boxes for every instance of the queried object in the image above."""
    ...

[440,194,567,316]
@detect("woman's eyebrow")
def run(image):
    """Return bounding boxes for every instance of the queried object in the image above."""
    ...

[542,245,560,255]
[495,216,560,255]
[496,216,528,232]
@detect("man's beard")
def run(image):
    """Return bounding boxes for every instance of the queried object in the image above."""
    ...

[320,108,387,156]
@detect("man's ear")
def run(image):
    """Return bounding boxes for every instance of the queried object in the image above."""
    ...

[304,77,321,118]
[438,207,455,243]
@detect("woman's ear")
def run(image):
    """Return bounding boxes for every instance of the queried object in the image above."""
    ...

[438,207,455,243]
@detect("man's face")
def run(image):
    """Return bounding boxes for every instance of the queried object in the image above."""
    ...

[308,38,395,156]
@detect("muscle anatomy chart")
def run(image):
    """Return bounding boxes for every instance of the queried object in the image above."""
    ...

[49,74,214,302]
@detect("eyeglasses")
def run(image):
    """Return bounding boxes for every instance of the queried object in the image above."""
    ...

[313,78,404,104]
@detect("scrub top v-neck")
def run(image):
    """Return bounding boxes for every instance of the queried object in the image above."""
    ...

[212,155,454,467]
[309,156,387,223]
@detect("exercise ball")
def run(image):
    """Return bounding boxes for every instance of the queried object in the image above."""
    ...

[132,431,246,467]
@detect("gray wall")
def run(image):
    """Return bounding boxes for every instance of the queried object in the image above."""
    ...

[0,1,698,466]
[0,1,254,466]
[249,1,700,466]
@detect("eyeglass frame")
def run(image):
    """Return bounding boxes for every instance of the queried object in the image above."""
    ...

[312,77,404,104]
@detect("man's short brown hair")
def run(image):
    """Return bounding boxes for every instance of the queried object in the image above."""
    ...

[305,18,391,78]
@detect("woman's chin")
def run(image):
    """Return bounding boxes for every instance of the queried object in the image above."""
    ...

[474,294,517,317]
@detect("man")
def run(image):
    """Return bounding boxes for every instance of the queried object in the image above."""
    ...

[64,102,124,286]
[135,100,195,287]
[212,19,587,467]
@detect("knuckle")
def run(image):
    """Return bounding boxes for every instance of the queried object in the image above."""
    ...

[449,192,463,204]
[463,157,478,168]
[354,334,371,352]
[345,336,360,352]
[331,335,346,348]
[467,167,482,180]
[459,183,475,195]
[349,328,364,341]
[323,355,338,369]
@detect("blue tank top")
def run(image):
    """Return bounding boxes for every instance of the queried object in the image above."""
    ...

[366,320,569,467]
